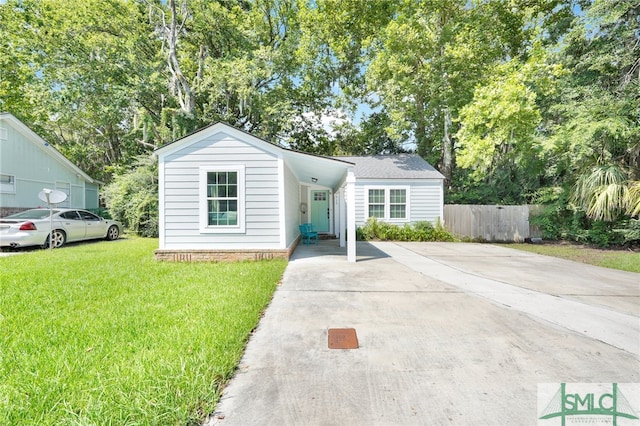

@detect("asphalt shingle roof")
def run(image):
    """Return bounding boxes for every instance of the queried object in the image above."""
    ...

[336,154,445,180]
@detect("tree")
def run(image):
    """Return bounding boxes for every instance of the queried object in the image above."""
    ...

[544,0,640,219]
[102,155,159,237]
[3,0,638,231]
[296,0,397,109]
[457,65,541,178]
[0,0,160,180]
[144,0,310,143]
[455,45,562,202]
[279,111,337,154]
[365,1,552,187]
[333,112,407,155]
[1,0,315,180]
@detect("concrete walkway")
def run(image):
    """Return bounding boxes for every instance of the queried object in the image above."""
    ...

[209,241,639,426]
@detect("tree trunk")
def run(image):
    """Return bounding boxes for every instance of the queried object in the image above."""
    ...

[442,107,453,189]
[167,0,194,115]
[415,93,429,159]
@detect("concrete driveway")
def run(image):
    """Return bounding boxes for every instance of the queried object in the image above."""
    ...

[209,241,639,426]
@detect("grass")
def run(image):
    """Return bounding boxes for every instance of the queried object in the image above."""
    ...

[504,242,640,273]
[0,237,287,425]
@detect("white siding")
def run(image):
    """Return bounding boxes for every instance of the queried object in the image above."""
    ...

[410,180,444,224]
[355,179,443,226]
[299,185,309,224]
[283,161,300,248]
[353,182,366,225]
[162,132,282,249]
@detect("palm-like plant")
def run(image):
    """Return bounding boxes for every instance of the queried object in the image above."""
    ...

[572,165,634,221]
[628,181,640,217]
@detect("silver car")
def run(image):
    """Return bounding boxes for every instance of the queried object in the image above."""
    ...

[0,208,121,249]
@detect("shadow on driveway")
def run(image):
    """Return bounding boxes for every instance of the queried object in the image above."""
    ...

[209,241,639,426]
[291,239,390,262]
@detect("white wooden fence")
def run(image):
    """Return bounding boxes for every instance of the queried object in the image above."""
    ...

[443,204,542,242]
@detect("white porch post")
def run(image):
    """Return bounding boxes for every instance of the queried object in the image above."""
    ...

[339,187,346,248]
[346,170,356,262]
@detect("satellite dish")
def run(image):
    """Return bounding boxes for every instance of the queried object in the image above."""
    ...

[38,189,67,205]
[38,189,68,251]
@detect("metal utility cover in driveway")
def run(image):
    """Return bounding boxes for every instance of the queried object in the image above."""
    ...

[328,328,359,349]
[208,241,640,426]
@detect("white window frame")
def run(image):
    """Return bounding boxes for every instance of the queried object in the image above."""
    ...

[0,173,15,193]
[199,165,246,234]
[364,186,410,222]
[366,188,386,219]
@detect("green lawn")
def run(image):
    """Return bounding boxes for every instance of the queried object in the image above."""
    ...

[0,237,287,425]
[504,243,640,273]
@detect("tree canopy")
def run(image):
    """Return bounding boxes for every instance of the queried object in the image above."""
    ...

[1,0,638,224]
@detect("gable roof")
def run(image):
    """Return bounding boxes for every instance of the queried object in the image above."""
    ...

[0,112,96,183]
[156,121,355,189]
[336,154,445,180]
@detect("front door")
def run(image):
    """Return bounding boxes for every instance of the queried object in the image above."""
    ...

[310,190,330,233]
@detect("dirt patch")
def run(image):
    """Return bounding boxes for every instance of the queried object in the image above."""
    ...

[541,239,640,253]
[506,240,640,273]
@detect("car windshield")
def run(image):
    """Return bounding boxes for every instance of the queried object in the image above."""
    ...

[5,209,59,219]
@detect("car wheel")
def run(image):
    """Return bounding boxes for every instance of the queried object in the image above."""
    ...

[45,230,66,249]
[106,225,120,241]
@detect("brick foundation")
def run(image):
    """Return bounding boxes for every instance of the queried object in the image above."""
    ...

[155,238,300,262]
[0,207,28,217]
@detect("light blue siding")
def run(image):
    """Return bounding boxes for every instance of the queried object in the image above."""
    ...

[70,185,84,208]
[85,184,99,209]
[0,116,95,211]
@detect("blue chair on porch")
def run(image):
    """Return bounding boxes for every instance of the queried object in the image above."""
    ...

[299,223,319,245]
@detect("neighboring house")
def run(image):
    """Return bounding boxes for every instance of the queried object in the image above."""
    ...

[0,113,100,217]
[155,122,444,263]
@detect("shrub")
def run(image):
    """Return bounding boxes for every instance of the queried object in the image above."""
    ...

[356,217,456,242]
[432,218,456,242]
[87,207,112,219]
[102,155,159,237]
[615,219,640,246]
[530,202,628,247]
[582,220,622,247]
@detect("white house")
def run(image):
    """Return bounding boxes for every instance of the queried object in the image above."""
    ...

[0,112,100,217]
[336,155,444,227]
[155,122,444,262]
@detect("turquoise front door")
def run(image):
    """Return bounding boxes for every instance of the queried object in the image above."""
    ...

[310,190,330,232]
